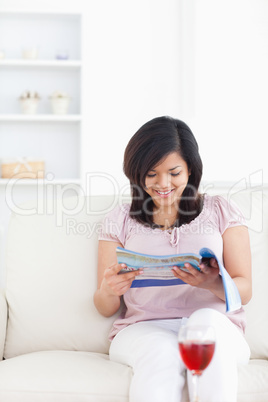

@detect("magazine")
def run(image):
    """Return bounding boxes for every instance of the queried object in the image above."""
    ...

[116,246,241,313]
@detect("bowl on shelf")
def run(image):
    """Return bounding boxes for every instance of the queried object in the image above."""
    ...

[19,91,41,114]
[21,47,38,60]
[49,91,71,114]
[55,50,69,60]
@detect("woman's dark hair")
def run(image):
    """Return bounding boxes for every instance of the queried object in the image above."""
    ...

[123,116,203,228]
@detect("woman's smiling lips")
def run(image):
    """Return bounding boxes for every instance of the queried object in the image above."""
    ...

[154,189,175,198]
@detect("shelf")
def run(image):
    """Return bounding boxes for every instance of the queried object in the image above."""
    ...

[0,114,82,122]
[0,60,82,68]
[0,10,82,17]
[0,178,82,186]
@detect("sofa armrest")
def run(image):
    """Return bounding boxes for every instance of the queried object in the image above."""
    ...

[0,288,7,360]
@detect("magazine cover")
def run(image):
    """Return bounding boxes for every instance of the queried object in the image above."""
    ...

[116,247,241,312]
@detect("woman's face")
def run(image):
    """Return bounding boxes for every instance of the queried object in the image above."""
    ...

[144,152,190,210]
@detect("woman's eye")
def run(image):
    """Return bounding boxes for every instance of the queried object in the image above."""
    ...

[171,172,181,177]
[147,173,156,178]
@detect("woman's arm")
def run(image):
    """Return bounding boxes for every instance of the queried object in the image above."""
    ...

[94,240,143,317]
[172,225,252,305]
[222,225,252,305]
[203,225,252,304]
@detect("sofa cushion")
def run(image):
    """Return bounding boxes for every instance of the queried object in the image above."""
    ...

[4,195,123,359]
[237,359,268,401]
[0,350,132,402]
[0,350,266,402]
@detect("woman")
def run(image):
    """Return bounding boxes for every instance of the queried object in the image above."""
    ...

[94,116,252,402]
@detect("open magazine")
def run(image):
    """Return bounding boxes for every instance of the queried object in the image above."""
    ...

[116,246,241,313]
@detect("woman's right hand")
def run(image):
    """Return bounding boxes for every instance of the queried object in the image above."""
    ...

[100,263,143,297]
[95,241,143,317]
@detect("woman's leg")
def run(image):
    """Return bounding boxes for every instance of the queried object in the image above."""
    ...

[186,308,250,402]
[109,320,186,402]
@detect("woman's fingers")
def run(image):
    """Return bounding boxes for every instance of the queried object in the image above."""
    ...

[172,261,220,289]
[103,263,143,296]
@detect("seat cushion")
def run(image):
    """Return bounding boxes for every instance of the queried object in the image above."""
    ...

[238,359,268,402]
[0,350,266,402]
[0,350,132,402]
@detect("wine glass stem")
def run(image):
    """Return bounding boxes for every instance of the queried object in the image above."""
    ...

[191,373,200,402]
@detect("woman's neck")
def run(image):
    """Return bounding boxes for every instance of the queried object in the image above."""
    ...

[152,206,178,230]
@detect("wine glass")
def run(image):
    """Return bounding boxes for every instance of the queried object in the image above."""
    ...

[178,325,216,402]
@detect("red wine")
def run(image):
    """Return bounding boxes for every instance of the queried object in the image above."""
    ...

[179,340,215,375]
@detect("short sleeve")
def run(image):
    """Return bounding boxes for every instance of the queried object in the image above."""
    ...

[98,204,130,245]
[212,195,247,235]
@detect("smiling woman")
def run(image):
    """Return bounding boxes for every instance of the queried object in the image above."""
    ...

[94,116,252,402]
[145,151,188,202]
[143,152,190,228]
[123,116,204,229]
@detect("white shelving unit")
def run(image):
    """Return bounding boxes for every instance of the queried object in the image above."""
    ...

[0,10,83,286]
[0,60,82,68]
[0,178,82,186]
[0,10,82,183]
[0,114,82,122]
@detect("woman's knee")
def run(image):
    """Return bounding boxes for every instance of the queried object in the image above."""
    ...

[110,322,179,368]
[187,308,228,328]
[187,308,250,363]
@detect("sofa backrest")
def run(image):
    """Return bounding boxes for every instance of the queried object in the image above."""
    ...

[3,190,268,360]
[231,189,268,359]
[4,195,122,359]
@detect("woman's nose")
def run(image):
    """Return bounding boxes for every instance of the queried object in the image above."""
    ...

[157,174,170,188]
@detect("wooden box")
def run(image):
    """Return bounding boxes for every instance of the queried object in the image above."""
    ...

[1,158,45,179]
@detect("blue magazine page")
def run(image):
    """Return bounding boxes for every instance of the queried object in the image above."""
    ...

[199,248,241,313]
[116,247,242,313]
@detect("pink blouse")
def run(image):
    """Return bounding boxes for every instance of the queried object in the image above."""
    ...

[98,194,247,339]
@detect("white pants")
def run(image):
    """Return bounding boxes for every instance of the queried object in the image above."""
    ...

[109,308,250,402]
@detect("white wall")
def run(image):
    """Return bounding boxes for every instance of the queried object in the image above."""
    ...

[81,0,181,194]
[186,0,268,188]
[82,0,268,192]
[1,0,268,193]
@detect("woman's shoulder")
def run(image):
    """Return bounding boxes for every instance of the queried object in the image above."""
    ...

[203,193,246,232]
[204,193,228,209]
[204,193,242,213]
[98,203,131,244]
[102,202,131,222]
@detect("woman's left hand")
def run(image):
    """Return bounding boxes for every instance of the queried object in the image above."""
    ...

[172,258,222,291]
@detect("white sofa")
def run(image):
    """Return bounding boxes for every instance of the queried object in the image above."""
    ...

[0,190,268,402]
